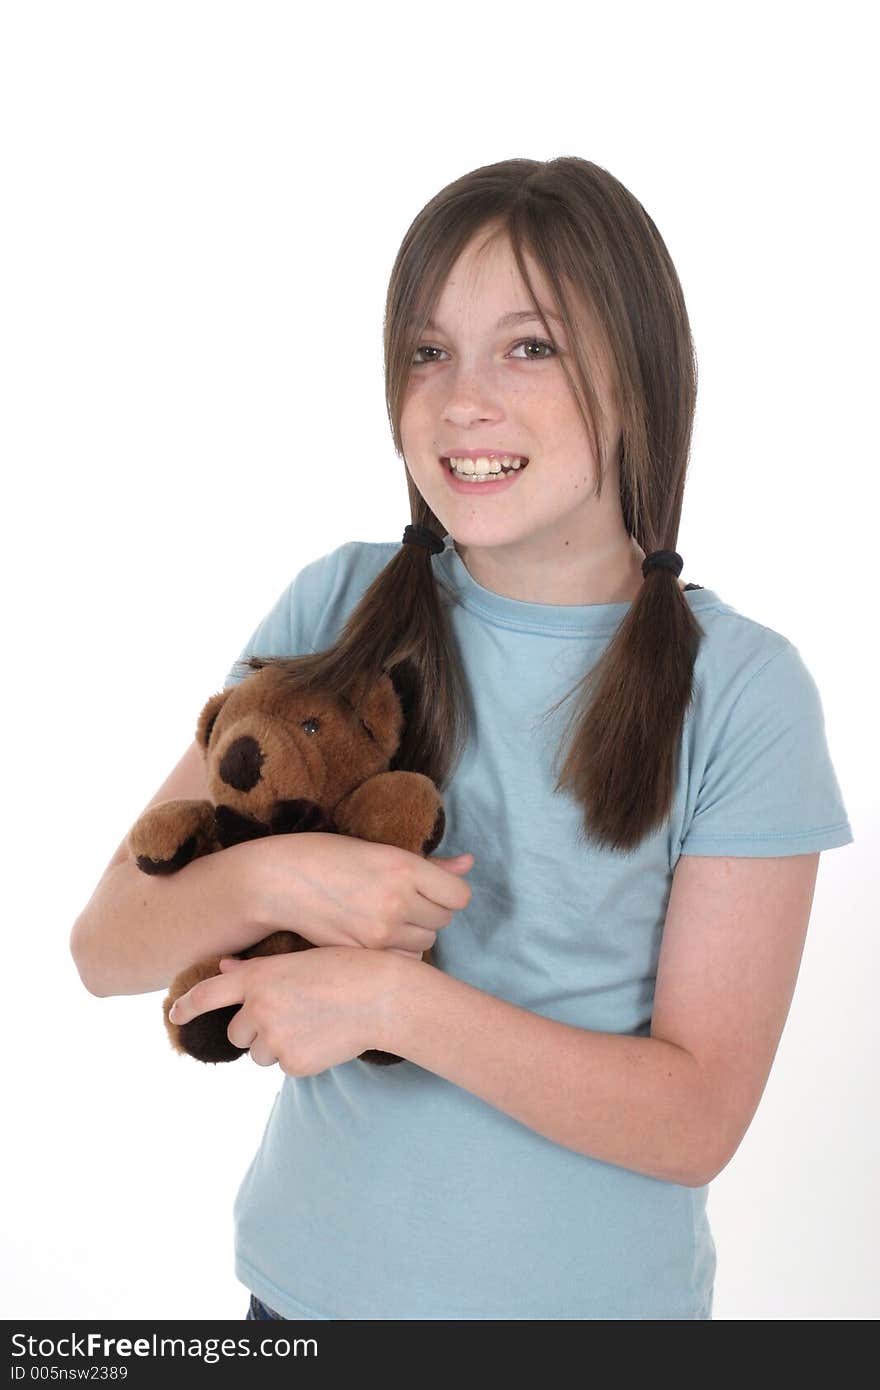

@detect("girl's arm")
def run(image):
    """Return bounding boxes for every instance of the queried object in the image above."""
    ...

[70,741,276,997]
[377,852,820,1187]
[70,741,461,997]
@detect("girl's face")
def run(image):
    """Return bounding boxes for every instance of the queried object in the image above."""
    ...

[400,225,644,604]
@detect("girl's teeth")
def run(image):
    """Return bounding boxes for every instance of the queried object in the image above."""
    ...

[448,457,525,477]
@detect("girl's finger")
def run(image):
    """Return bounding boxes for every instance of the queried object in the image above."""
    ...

[171,973,246,1024]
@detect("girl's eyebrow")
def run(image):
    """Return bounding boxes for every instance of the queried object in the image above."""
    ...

[424,309,564,333]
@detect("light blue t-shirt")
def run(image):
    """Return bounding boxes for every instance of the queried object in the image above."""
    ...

[222,537,853,1320]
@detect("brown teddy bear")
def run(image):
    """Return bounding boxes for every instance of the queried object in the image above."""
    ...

[127,659,446,1067]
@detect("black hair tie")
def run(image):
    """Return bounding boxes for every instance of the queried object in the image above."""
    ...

[402,524,445,555]
[642,549,683,578]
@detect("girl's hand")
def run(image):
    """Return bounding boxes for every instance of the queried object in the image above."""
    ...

[167,948,402,1076]
[249,832,474,959]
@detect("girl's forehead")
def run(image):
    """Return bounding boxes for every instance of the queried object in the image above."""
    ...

[437,232,550,304]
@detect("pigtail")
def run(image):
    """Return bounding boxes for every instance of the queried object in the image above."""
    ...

[539,558,705,854]
[244,495,471,795]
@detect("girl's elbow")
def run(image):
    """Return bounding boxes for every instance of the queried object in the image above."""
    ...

[689,1129,737,1188]
[69,919,107,997]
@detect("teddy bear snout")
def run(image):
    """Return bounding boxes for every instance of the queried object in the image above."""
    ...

[219,735,265,792]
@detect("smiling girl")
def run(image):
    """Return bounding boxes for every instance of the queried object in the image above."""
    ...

[71,156,853,1321]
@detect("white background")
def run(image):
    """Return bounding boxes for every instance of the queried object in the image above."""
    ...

[2,0,876,1321]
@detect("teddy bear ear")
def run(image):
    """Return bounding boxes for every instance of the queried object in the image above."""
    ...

[196,690,230,750]
[342,671,403,757]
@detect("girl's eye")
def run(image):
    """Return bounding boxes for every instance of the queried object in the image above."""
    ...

[411,337,556,366]
[510,338,556,361]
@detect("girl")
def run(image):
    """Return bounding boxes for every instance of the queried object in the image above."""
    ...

[71,156,853,1321]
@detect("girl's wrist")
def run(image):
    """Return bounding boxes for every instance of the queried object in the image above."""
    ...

[225,835,294,949]
[375,950,431,1054]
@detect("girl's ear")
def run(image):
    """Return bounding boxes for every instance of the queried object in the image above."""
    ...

[196,690,231,750]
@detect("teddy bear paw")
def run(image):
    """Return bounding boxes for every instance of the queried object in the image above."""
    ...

[422,803,446,857]
[164,956,247,1063]
[171,1006,249,1064]
[130,799,217,875]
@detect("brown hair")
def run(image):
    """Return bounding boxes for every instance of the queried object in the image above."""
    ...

[244,156,704,854]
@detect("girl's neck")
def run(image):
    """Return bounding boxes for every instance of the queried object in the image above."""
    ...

[453,534,674,607]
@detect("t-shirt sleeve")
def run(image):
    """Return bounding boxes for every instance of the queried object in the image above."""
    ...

[222,548,342,690]
[678,641,854,857]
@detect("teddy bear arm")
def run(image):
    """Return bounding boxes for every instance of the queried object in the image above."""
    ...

[333,771,445,857]
[129,798,220,875]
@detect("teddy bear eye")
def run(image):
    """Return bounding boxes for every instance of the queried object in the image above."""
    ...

[301,717,320,735]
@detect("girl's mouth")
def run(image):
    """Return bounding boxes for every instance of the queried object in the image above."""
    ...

[440,456,529,495]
